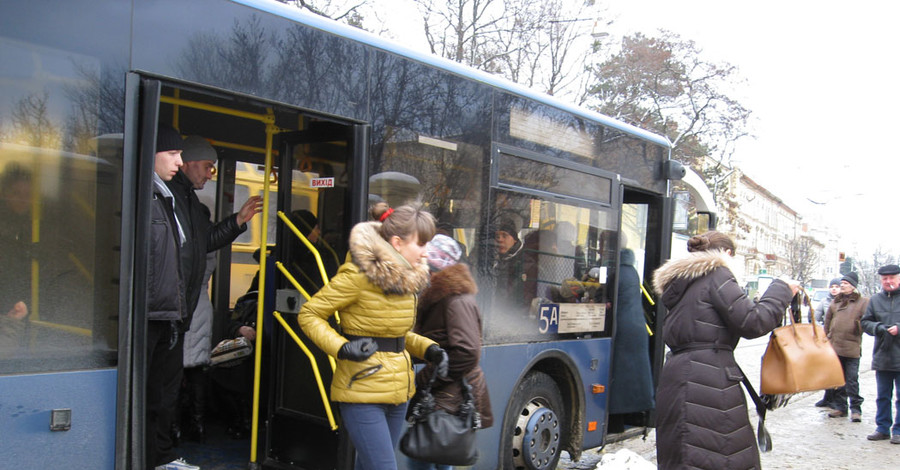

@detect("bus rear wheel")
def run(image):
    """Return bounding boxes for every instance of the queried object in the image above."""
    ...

[501,371,565,470]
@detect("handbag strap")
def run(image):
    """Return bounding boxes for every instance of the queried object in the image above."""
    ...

[412,367,480,427]
[738,365,772,452]
[785,290,820,341]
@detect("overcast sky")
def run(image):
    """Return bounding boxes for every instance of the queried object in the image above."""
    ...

[603,0,899,256]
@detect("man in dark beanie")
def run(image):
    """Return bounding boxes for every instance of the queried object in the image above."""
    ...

[842,271,859,289]
[861,264,900,443]
[492,217,525,311]
[814,277,843,407]
[824,273,869,421]
[146,123,201,470]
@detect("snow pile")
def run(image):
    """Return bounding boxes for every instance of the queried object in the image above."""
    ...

[598,449,656,470]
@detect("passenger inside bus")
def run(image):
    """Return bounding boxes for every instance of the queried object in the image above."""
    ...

[0,162,32,356]
[492,217,526,312]
[606,234,655,432]
[168,134,263,447]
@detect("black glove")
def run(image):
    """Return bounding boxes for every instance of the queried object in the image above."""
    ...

[338,337,378,361]
[425,344,449,378]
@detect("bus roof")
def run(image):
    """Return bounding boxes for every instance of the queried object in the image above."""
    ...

[235,0,673,150]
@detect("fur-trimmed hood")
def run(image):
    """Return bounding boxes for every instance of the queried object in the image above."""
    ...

[653,250,733,300]
[419,263,478,311]
[348,221,430,295]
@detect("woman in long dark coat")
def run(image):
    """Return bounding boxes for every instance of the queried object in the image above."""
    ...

[652,232,798,470]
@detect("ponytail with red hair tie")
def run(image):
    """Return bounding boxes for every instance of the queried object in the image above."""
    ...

[379,207,394,222]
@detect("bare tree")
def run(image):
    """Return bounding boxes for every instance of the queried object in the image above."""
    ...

[787,236,821,287]
[277,0,367,24]
[586,31,751,169]
[855,248,897,296]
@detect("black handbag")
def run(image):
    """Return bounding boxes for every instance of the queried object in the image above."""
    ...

[400,370,480,466]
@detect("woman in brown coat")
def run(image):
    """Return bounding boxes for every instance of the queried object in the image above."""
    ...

[652,232,798,470]
[407,234,493,470]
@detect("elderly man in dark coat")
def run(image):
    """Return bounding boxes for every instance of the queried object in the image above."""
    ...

[652,231,797,470]
[861,264,900,444]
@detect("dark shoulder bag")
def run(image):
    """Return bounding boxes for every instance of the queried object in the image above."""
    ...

[400,371,480,466]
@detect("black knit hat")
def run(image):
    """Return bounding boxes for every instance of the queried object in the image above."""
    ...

[841,272,859,288]
[829,277,842,287]
[496,218,519,241]
[156,124,183,152]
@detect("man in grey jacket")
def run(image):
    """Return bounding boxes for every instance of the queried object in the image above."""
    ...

[861,264,900,444]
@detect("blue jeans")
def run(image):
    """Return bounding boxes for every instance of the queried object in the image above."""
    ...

[339,402,408,470]
[874,370,900,435]
[833,356,862,413]
[405,456,453,470]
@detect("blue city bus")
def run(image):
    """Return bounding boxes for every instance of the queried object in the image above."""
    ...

[0,1,711,469]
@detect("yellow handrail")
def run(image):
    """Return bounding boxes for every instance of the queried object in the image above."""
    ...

[272,311,338,431]
[275,261,337,372]
[277,211,330,290]
[640,283,655,336]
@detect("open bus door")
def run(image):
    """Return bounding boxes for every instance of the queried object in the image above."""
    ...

[257,121,367,469]
[606,187,672,439]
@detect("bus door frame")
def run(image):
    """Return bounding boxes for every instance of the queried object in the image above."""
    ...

[618,185,673,429]
[115,74,163,470]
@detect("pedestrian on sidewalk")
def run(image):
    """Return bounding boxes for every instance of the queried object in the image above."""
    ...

[860,264,900,444]
[815,277,842,409]
[823,272,868,422]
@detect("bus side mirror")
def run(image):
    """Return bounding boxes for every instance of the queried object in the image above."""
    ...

[663,160,685,180]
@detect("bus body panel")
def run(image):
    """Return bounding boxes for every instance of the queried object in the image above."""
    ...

[421,338,611,469]
[0,369,117,470]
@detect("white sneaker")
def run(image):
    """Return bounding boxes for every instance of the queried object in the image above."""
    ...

[155,457,200,470]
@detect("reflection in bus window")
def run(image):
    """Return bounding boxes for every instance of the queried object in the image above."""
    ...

[0,142,120,371]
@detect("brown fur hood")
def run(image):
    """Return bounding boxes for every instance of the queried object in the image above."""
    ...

[652,249,734,296]
[348,221,430,295]
[419,263,478,310]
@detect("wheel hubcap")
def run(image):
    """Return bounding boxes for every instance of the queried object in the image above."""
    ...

[512,400,560,470]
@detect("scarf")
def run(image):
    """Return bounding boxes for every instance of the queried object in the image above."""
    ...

[152,173,186,245]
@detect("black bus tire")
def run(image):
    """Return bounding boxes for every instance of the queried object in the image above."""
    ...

[500,371,565,470]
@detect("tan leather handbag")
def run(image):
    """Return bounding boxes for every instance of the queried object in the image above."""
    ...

[760,292,845,394]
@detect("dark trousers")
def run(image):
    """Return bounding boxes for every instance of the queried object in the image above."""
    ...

[147,321,184,468]
[875,370,900,435]
[833,355,862,413]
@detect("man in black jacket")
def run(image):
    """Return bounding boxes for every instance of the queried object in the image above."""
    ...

[861,264,900,444]
[166,135,261,443]
[166,135,261,322]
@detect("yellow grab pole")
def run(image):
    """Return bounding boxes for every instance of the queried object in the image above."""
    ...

[249,113,276,463]
[274,261,337,372]
[272,311,338,431]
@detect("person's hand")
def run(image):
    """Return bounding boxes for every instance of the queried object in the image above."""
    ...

[238,326,256,342]
[7,301,27,319]
[783,279,801,296]
[236,195,263,225]
[425,344,449,378]
[888,325,899,336]
[338,337,378,361]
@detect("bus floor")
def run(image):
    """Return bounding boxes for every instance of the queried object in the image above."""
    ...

[176,420,252,470]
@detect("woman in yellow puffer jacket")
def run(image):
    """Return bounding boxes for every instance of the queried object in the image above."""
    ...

[298,205,448,470]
